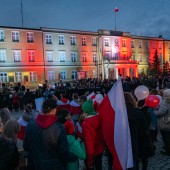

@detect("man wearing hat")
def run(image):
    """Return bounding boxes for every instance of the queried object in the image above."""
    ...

[23,99,76,170]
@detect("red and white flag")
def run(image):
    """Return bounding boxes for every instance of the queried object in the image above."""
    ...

[98,79,133,170]
[87,92,95,100]
[114,7,119,12]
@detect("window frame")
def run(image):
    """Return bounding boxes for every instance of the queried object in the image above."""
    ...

[27,32,34,43]
[12,31,20,42]
[0,49,6,62]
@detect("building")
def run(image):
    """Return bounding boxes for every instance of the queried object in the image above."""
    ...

[0,26,170,88]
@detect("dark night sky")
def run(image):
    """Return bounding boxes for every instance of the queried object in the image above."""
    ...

[0,0,170,39]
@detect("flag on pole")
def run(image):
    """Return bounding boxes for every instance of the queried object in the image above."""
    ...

[98,79,133,170]
[114,7,119,12]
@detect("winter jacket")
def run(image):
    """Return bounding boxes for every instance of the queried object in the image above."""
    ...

[4,118,20,144]
[155,99,170,131]
[23,114,76,170]
[66,135,86,170]
[82,114,105,168]
[0,133,19,170]
[57,98,70,111]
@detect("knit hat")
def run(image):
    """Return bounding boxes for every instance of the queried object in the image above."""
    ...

[82,99,96,115]
[0,108,11,126]
[64,120,74,135]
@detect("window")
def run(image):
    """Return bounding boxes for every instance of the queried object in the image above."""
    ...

[15,72,22,82]
[27,50,35,62]
[122,39,126,47]
[82,37,87,46]
[30,72,37,82]
[60,70,67,80]
[152,42,156,49]
[46,51,54,62]
[12,31,19,42]
[104,38,109,46]
[105,52,111,60]
[27,32,34,43]
[82,53,87,62]
[159,42,162,49]
[0,72,7,82]
[71,70,77,79]
[70,36,76,45]
[159,54,162,62]
[146,42,149,49]
[48,71,55,81]
[132,53,135,60]
[138,53,142,62]
[92,52,97,62]
[71,52,77,62]
[45,34,53,44]
[131,41,134,48]
[114,53,119,60]
[0,30,5,41]
[138,41,142,48]
[92,37,97,46]
[59,51,66,62]
[58,35,65,45]
[0,50,6,62]
[13,50,21,62]
[139,68,144,74]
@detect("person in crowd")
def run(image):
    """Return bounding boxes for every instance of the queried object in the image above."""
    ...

[137,97,155,170]
[148,89,159,143]
[75,111,87,141]
[0,118,19,170]
[125,92,154,170]
[154,89,170,155]
[82,99,96,116]
[57,93,70,111]
[70,93,81,125]
[78,95,87,107]
[82,103,104,170]
[23,89,33,106]
[0,108,20,144]
[12,91,20,111]
[58,109,86,170]
[17,104,36,151]
[23,99,76,170]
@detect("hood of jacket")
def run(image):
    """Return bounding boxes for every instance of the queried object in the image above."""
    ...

[67,135,76,145]
[35,114,57,128]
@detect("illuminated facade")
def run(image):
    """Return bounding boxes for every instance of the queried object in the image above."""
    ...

[0,26,170,88]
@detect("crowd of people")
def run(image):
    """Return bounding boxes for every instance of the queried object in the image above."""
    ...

[0,76,170,170]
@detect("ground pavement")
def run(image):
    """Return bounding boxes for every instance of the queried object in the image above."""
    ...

[11,110,170,170]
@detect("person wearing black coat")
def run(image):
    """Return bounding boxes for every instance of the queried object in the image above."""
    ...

[23,99,76,170]
[124,92,153,170]
[0,119,19,170]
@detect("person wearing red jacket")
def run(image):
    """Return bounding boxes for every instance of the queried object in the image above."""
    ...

[82,113,105,170]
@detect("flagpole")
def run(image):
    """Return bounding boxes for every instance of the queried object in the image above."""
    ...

[21,0,24,27]
[115,11,116,31]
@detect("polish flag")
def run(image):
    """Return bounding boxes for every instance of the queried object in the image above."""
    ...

[87,92,95,100]
[115,7,119,12]
[98,79,133,170]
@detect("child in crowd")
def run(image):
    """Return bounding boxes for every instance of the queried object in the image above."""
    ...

[58,109,86,170]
